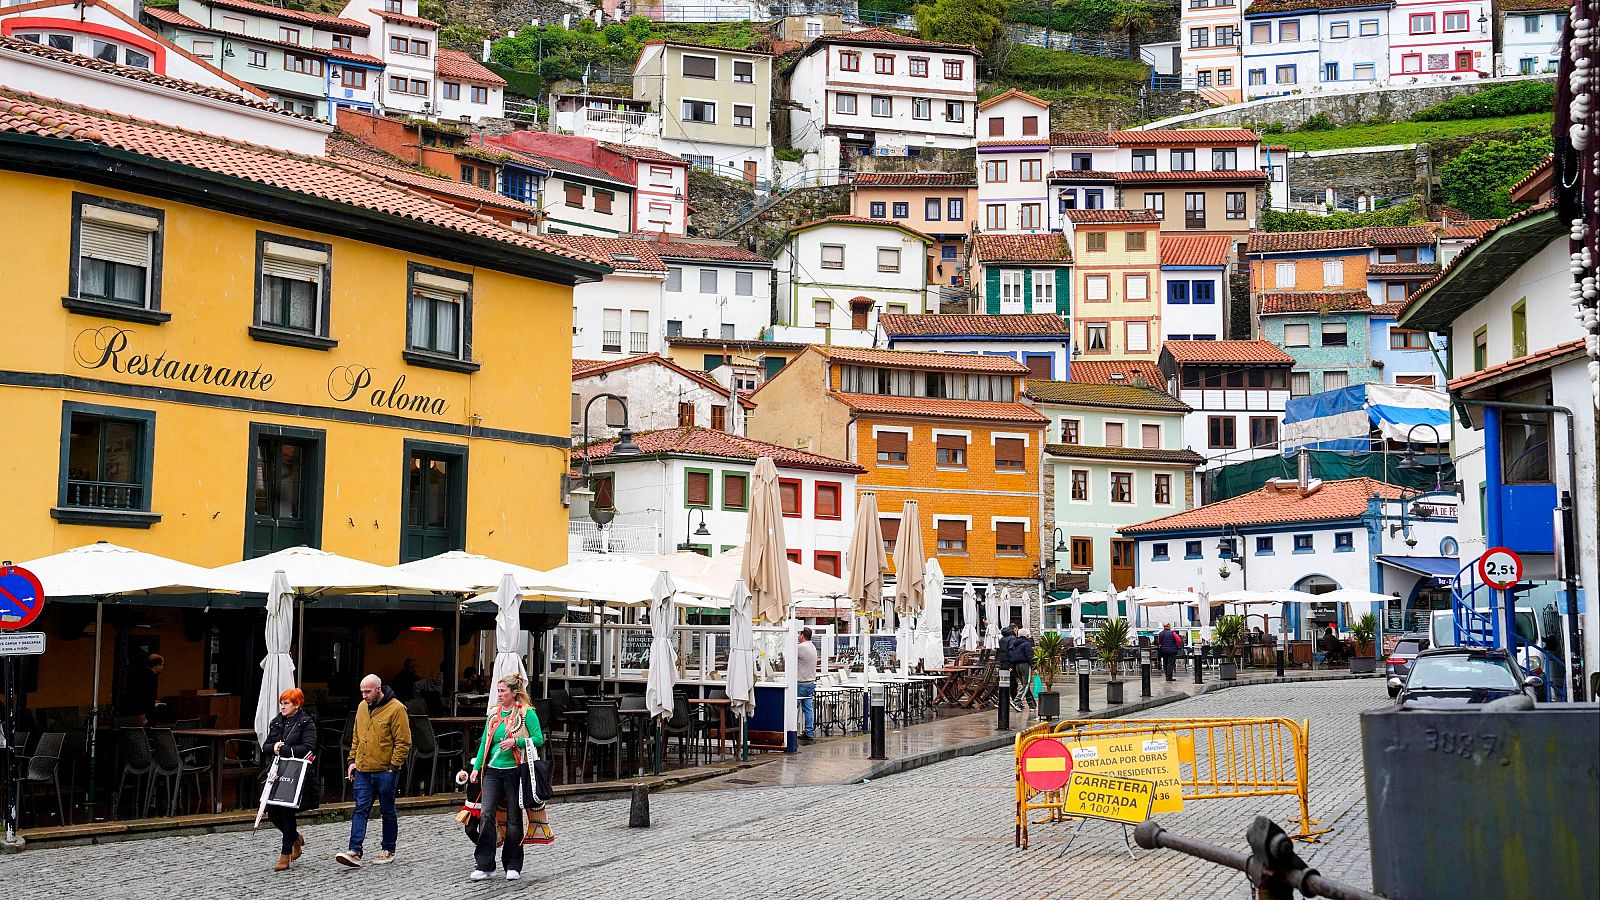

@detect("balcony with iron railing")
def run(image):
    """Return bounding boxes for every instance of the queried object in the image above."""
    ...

[567,520,663,558]
[602,330,623,353]
[65,479,143,510]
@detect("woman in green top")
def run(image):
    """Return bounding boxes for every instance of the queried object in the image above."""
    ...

[468,673,544,881]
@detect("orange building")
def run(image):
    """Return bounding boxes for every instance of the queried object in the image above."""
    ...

[849,172,976,291]
[747,346,1048,625]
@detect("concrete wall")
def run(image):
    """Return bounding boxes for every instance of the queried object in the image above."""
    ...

[1144,73,1556,130]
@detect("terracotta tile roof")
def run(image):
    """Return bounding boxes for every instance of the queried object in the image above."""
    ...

[1026,380,1190,413]
[1368,300,1410,317]
[371,8,439,28]
[1162,339,1294,364]
[0,34,306,118]
[1366,225,1435,246]
[805,26,977,54]
[972,232,1072,262]
[853,172,976,187]
[1367,262,1441,277]
[636,39,775,57]
[649,239,770,264]
[569,354,753,407]
[1495,0,1565,9]
[1404,200,1558,314]
[978,88,1050,110]
[1049,131,1115,147]
[1121,478,1403,534]
[201,0,369,33]
[1258,290,1376,315]
[1246,229,1369,254]
[576,427,862,472]
[1110,129,1261,146]
[336,154,535,215]
[141,12,385,64]
[1064,208,1161,225]
[0,92,609,268]
[817,345,1028,373]
[1508,157,1553,201]
[1435,219,1502,240]
[435,49,504,85]
[831,393,1048,423]
[787,214,933,242]
[880,313,1069,337]
[977,138,1050,148]
[1245,0,1393,13]
[599,141,684,163]
[1045,443,1205,466]
[1160,234,1233,267]
[1447,339,1586,394]
[1115,169,1268,184]
[1044,169,1120,181]
[325,134,410,167]
[545,236,666,273]
[141,7,204,27]
[1067,360,1164,385]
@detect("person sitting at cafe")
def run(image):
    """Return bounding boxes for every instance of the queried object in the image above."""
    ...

[1319,625,1345,664]
[1251,626,1266,644]
[392,659,422,702]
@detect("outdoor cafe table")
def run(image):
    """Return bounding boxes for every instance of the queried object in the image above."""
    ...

[688,698,733,757]
[561,705,652,775]
[925,666,973,704]
[171,727,256,813]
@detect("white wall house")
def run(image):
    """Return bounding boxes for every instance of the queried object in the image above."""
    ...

[491,143,636,237]
[1181,0,1244,103]
[1159,339,1296,477]
[433,49,504,122]
[655,240,775,345]
[620,147,691,237]
[1388,0,1491,80]
[1241,2,1326,99]
[634,41,775,184]
[1496,3,1566,75]
[786,27,978,171]
[334,0,501,121]
[773,216,932,347]
[975,89,1052,234]
[572,355,753,441]
[572,428,862,572]
[559,237,667,360]
[1046,130,1264,236]
[1159,234,1232,342]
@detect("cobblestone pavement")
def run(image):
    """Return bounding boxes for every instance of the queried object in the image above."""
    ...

[0,680,1383,899]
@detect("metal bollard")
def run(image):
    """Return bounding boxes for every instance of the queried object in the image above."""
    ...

[1139,650,1153,698]
[997,668,1011,731]
[868,682,887,760]
[1134,816,1386,900]
[628,783,650,828]
[1193,651,1204,684]
[1077,660,1091,714]
[1276,646,1286,678]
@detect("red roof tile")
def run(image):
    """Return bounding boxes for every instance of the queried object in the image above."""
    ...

[649,239,770,263]
[0,91,607,268]
[1367,262,1441,277]
[972,233,1072,262]
[1121,478,1403,534]
[1404,200,1558,306]
[1115,169,1268,184]
[1026,379,1190,413]
[880,313,1069,337]
[201,0,369,33]
[1435,219,1502,240]
[1162,339,1294,364]
[1110,129,1261,146]
[571,358,612,376]
[853,172,976,187]
[334,154,535,215]
[435,49,504,85]
[1366,225,1435,246]
[1064,208,1161,225]
[569,354,753,407]
[1066,360,1163,385]
[831,393,1048,423]
[545,236,666,273]
[1258,290,1376,315]
[575,427,863,472]
[371,8,439,28]
[1160,234,1233,267]
[1508,157,1553,202]
[1246,229,1369,254]
[1495,0,1565,9]
[1049,131,1115,147]
[0,34,306,118]
[599,141,685,163]
[977,88,1051,110]
[1447,339,1586,393]
[141,7,204,27]
[1245,0,1393,13]
[816,345,1028,373]
[141,11,384,64]
[787,214,933,242]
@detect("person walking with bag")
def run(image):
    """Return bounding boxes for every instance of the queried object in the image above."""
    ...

[1009,628,1036,713]
[262,688,319,871]
[468,673,545,882]
[1156,623,1184,681]
[336,674,410,868]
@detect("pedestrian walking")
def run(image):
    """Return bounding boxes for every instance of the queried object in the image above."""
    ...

[261,688,319,871]
[1009,627,1036,712]
[468,673,545,882]
[796,628,819,743]
[336,674,411,868]
[1156,623,1183,681]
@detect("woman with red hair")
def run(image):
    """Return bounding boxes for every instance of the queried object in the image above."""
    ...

[261,687,320,871]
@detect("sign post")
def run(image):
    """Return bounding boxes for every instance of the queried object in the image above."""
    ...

[1478,548,1523,654]
[0,563,46,851]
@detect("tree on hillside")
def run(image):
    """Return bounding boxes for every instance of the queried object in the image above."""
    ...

[917,0,1008,55]
[1437,133,1553,218]
[1110,3,1155,59]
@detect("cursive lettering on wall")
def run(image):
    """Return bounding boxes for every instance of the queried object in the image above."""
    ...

[74,327,275,392]
[327,365,449,416]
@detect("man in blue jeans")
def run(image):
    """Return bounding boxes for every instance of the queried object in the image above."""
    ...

[796,627,818,743]
[336,674,411,868]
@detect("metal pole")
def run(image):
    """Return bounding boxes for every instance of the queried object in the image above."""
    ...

[1139,651,1152,698]
[87,598,103,816]
[868,683,886,759]
[1077,666,1090,713]
[997,669,1011,731]
[1193,646,1204,684]
[1557,491,1585,701]
[4,657,19,849]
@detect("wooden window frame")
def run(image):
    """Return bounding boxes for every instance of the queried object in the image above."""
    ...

[779,477,802,518]
[814,481,843,520]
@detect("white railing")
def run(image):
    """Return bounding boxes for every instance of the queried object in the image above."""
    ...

[601,329,623,352]
[586,108,650,128]
[567,520,662,557]
[629,331,651,353]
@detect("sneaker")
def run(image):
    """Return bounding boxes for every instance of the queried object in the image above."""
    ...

[470,870,492,881]
[370,851,396,865]
[506,870,521,881]
[335,851,362,868]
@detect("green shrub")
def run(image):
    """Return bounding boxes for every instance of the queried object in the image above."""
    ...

[1260,202,1424,233]
[1299,112,1336,131]
[775,147,805,163]
[998,43,1148,91]
[1437,133,1554,218]
[490,16,757,84]
[917,0,1008,53]
[1008,0,1136,33]
[1412,81,1556,121]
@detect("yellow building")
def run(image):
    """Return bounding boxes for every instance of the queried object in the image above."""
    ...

[1064,209,1164,361]
[1,78,606,719]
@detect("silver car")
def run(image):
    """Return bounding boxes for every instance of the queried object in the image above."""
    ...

[1384,632,1430,698]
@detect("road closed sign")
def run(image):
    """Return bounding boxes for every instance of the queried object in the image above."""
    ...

[1019,737,1074,792]
[1061,771,1157,825]
[1061,732,1185,813]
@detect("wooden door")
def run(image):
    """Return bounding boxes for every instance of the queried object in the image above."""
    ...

[743,160,758,183]
[1110,539,1136,589]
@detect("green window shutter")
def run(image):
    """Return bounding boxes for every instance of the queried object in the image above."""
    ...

[1022,268,1033,311]
[1055,267,1071,316]
[764,356,786,379]
[704,354,723,371]
[984,267,1001,314]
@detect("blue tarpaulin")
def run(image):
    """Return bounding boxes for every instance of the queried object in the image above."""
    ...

[1282,384,1451,453]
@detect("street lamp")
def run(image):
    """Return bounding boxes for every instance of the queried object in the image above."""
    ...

[573,392,641,528]
[678,508,711,552]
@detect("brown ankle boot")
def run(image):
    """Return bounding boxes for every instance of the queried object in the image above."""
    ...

[290,834,304,861]
[274,853,292,872]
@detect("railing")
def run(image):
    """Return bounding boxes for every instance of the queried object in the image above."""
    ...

[586,108,650,127]
[1002,24,1129,59]
[601,330,623,353]
[769,2,916,28]
[714,167,854,237]
[567,520,662,557]
[630,2,765,23]
[629,331,651,353]
[65,480,143,510]
[1450,557,1499,649]
[504,99,541,122]
[686,157,771,191]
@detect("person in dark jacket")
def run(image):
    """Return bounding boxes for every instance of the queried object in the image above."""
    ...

[1009,627,1036,712]
[1156,624,1184,681]
[262,687,320,871]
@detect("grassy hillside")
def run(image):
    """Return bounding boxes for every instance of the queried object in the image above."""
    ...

[1263,112,1553,151]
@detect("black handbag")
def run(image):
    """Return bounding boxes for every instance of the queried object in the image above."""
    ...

[531,757,553,804]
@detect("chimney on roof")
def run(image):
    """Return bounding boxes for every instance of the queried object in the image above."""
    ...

[1132,375,1149,388]
[1297,448,1310,492]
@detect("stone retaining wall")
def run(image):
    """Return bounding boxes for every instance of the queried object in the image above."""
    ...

[1145,75,1557,130]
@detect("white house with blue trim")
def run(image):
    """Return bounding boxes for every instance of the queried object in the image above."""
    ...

[1242,0,1396,99]
[1496,2,1567,75]
[1159,234,1232,343]
[877,313,1071,380]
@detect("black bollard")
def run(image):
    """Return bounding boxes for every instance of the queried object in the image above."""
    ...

[628,783,650,828]
[1077,668,1091,713]
[1193,651,1204,684]
[868,683,887,760]
[1275,646,1286,678]
[997,669,1011,731]
[1140,662,1152,698]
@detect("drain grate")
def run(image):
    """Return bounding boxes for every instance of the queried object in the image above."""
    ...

[725,777,759,785]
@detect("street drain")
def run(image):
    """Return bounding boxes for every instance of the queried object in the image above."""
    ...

[726,778,759,785]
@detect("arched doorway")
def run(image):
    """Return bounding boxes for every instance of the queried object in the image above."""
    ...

[1295,574,1341,637]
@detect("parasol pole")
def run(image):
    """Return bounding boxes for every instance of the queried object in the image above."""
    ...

[86,597,104,815]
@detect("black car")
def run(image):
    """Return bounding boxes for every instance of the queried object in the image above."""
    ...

[1389,647,1543,707]
[1384,632,1430,697]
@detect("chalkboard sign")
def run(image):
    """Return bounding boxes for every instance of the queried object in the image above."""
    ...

[620,631,653,670]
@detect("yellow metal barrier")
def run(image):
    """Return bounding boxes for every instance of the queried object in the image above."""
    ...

[1014,717,1329,849]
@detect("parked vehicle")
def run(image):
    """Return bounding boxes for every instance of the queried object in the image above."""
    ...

[1389,647,1542,707]
[1385,632,1431,697]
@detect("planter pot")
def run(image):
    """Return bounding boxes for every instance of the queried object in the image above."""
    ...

[1351,657,1376,674]
[1220,659,1239,681]
[1105,680,1125,706]
[1037,690,1061,720]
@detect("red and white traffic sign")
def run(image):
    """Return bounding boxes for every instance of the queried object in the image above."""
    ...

[1020,738,1074,792]
[0,565,45,631]
[1478,547,1523,591]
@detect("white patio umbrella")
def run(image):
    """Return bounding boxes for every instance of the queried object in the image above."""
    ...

[726,579,756,760]
[525,556,720,606]
[742,457,793,626]
[394,550,549,593]
[253,571,297,747]
[489,573,527,688]
[1020,587,1033,633]
[914,558,945,671]
[645,571,677,774]
[983,582,1000,651]
[959,582,979,651]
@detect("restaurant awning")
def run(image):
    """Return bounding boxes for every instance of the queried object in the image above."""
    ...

[1376,555,1461,585]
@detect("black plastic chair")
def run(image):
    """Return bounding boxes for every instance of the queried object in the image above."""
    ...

[664,693,708,765]
[581,700,622,782]
[147,728,207,817]
[20,732,66,825]
[113,728,155,819]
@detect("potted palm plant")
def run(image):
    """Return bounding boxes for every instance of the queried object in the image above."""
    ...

[1350,613,1378,674]
[1033,631,1065,720]
[1213,615,1244,680]
[1095,618,1130,705]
